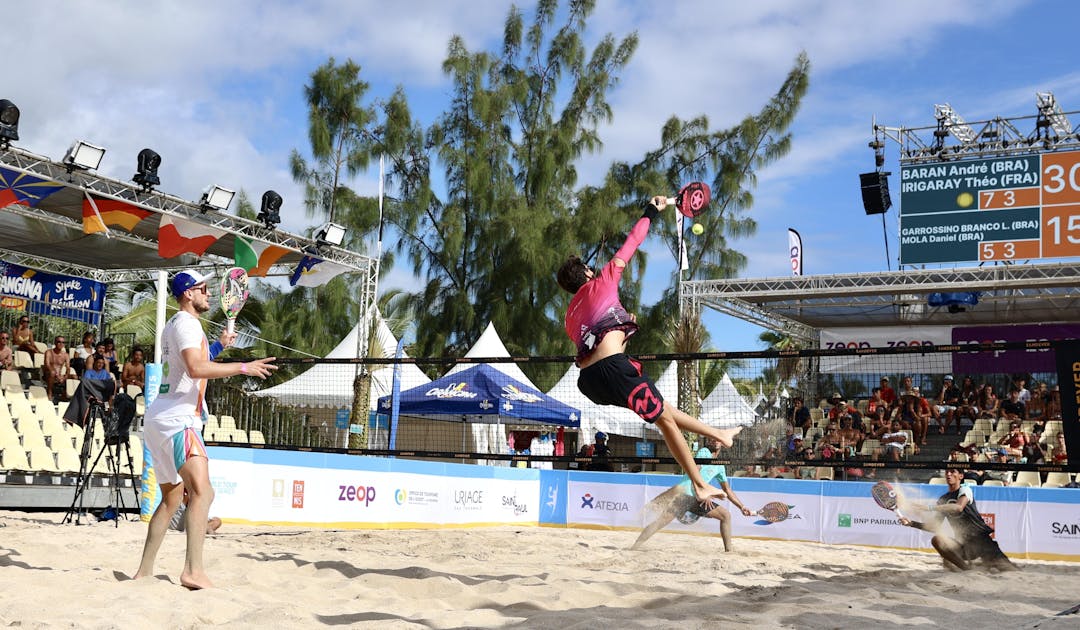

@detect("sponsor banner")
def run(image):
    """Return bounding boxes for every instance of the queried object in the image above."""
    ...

[204,448,1080,561]
[819,327,953,374]
[954,323,1080,374]
[1055,339,1080,473]
[0,260,107,325]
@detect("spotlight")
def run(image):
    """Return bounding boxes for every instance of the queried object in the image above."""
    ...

[132,148,161,190]
[0,99,19,148]
[63,140,106,171]
[199,185,235,212]
[258,190,283,229]
[316,221,347,247]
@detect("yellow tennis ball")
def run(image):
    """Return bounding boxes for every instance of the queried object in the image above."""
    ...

[691,222,704,235]
[957,192,974,208]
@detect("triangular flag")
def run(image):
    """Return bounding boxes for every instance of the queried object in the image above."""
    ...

[82,195,152,234]
[289,255,348,287]
[234,237,290,277]
[157,215,227,258]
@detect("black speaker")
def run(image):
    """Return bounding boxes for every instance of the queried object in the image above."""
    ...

[859,171,892,215]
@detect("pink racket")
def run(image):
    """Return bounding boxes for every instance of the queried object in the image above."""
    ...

[219,267,249,334]
[665,181,712,218]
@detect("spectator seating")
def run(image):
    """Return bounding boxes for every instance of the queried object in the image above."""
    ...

[1043,472,1074,488]
[14,350,33,370]
[972,418,993,434]
[982,480,1005,486]
[1013,470,1042,487]
[249,430,266,445]
[0,442,31,471]
[859,439,880,458]
[814,466,834,480]
[219,415,237,431]
[0,370,20,389]
[28,446,58,472]
[928,477,947,484]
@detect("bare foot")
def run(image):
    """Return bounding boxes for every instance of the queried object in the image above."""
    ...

[180,571,214,590]
[207,517,222,534]
[132,571,152,580]
[714,426,743,448]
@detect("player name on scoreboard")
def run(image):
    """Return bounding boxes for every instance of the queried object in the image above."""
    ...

[899,149,1080,264]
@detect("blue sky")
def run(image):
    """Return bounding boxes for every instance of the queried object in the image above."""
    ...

[6,0,1080,353]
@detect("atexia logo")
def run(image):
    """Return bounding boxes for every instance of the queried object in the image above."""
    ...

[627,383,662,419]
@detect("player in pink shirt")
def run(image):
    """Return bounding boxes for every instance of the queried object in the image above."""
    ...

[557,195,741,505]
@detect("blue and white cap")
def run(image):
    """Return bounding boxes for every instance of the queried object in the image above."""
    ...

[595,431,607,441]
[170,269,214,298]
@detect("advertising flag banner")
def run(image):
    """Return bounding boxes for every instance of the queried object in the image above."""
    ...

[788,228,803,276]
[0,260,106,325]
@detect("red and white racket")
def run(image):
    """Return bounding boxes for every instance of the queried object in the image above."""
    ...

[665,181,712,218]
[871,480,905,519]
[219,267,249,334]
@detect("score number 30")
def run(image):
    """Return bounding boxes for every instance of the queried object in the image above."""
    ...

[1041,155,1080,255]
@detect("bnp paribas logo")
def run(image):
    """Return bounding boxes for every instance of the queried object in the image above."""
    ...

[838,513,852,528]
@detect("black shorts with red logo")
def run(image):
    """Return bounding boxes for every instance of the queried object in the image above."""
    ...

[577,353,665,422]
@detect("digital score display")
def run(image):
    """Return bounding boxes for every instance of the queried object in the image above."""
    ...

[899,149,1080,264]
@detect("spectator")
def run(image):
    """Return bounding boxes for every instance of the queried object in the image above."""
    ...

[72,332,96,377]
[0,332,13,371]
[631,436,753,552]
[1013,376,1031,405]
[818,420,843,460]
[1022,429,1046,464]
[827,394,858,421]
[1046,385,1062,420]
[796,446,818,479]
[584,431,613,471]
[935,375,962,435]
[43,336,74,402]
[911,387,933,449]
[997,421,1026,459]
[977,384,999,419]
[956,376,979,427]
[84,355,112,380]
[102,337,120,378]
[876,419,907,462]
[899,375,915,398]
[1052,432,1068,465]
[878,377,897,407]
[1026,382,1047,421]
[899,469,1017,572]
[122,347,146,389]
[1000,389,1026,422]
[867,387,888,417]
[11,315,38,355]
[868,407,890,439]
[838,415,864,456]
[789,397,811,433]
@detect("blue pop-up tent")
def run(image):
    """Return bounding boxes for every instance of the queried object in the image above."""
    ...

[376,363,580,427]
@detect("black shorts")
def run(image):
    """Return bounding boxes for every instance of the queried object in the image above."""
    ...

[959,533,1009,563]
[578,353,665,422]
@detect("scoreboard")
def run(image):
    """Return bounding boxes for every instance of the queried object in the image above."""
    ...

[899,149,1080,264]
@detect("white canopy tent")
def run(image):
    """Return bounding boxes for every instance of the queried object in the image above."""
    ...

[251,316,430,409]
[699,373,760,428]
[445,322,542,389]
[547,364,650,440]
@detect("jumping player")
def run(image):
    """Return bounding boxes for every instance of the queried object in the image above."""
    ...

[899,468,1017,572]
[557,195,741,505]
[133,269,276,589]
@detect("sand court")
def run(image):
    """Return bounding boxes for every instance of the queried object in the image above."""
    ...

[1,511,1078,629]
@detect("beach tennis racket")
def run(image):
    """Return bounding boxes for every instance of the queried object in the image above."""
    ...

[755,501,790,523]
[665,181,711,218]
[871,481,905,519]
[219,267,249,334]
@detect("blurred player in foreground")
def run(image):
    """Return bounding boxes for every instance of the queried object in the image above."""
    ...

[899,468,1017,572]
[631,437,753,551]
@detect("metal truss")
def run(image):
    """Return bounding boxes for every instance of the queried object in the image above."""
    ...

[875,91,1079,164]
[0,145,376,273]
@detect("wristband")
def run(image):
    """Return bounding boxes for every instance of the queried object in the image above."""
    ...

[641,202,660,221]
[240,362,248,375]
[208,340,224,360]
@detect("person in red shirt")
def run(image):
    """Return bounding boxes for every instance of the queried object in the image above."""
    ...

[879,377,896,407]
[558,196,741,505]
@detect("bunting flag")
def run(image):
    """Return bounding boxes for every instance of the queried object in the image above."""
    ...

[788,228,803,276]
[82,195,152,234]
[157,215,227,259]
[233,236,289,277]
[289,255,348,288]
[0,166,65,209]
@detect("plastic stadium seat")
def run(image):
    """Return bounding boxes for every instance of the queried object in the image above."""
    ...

[126,384,143,398]
[815,466,834,480]
[66,380,79,399]
[1,446,31,471]
[33,342,47,354]
[1043,472,1073,488]
[249,430,266,445]
[218,415,237,431]
[16,418,48,451]
[972,419,993,434]
[55,446,82,473]
[928,477,948,485]
[14,351,33,370]
[28,446,58,472]
[231,429,248,443]
[860,439,880,457]
[0,370,21,389]
[1013,470,1042,487]
[982,480,1005,487]
[204,415,219,431]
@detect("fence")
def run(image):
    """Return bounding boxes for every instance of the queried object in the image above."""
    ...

[201,339,1078,478]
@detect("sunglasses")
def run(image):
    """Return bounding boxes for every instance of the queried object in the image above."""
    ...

[189,285,209,294]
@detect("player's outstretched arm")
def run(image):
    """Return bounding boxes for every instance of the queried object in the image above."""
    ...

[181,347,277,380]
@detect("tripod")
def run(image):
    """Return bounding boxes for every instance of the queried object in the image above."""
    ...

[62,400,140,526]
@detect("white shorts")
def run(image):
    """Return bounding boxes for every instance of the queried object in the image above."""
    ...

[146,425,208,486]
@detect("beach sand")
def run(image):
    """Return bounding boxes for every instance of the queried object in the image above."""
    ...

[0,510,1076,629]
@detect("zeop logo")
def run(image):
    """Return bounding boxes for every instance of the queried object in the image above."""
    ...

[338,484,376,506]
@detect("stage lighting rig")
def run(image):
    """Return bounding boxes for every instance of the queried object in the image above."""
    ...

[199,185,235,212]
[316,221,346,247]
[1036,91,1073,140]
[0,99,19,148]
[132,148,161,191]
[63,140,106,172]
[258,190,283,229]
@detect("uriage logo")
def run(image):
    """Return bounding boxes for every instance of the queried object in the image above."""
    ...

[338,484,376,506]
